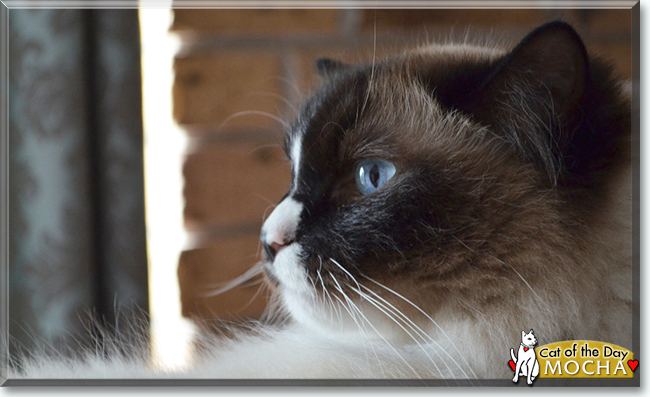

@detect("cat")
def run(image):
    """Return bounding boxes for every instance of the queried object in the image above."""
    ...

[11,20,633,380]
[510,330,540,384]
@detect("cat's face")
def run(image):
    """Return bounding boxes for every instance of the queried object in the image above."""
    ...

[522,330,537,346]
[259,22,626,340]
[262,57,534,339]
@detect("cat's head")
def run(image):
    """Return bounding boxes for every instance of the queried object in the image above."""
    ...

[522,330,537,346]
[259,21,628,340]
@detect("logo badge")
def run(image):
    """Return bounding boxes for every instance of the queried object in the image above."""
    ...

[508,334,636,383]
[509,329,540,385]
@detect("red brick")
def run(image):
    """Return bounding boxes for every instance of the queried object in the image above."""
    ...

[173,51,284,128]
[183,142,291,229]
[172,9,340,34]
[178,234,269,321]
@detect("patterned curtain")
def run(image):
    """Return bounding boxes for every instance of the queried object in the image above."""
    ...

[8,9,148,355]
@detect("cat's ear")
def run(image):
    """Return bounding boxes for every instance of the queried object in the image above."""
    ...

[522,330,526,337]
[471,21,589,183]
[315,58,349,78]
[530,329,534,334]
[491,21,589,117]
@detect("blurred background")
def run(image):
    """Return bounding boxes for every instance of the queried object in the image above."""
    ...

[8,6,633,372]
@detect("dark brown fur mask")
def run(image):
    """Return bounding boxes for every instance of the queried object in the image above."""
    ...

[260,21,631,349]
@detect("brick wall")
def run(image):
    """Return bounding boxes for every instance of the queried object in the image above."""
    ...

[171,8,633,323]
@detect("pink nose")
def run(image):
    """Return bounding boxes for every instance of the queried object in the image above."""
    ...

[261,231,291,261]
[270,242,287,256]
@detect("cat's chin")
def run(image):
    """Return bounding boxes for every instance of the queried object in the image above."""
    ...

[282,287,419,343]
[265,243,313,296]
[267,245,416,342]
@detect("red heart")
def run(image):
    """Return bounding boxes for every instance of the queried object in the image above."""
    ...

[508,360,516,371]
[524,347,529,352]
[628,360,638,372]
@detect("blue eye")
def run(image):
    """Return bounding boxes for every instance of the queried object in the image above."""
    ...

[355,159,397,195]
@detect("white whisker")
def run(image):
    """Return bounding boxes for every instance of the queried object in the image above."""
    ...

[493,256,546,304]
[317,261,343,327]
[330,257,469,378]
[329,292,388,377]
[355,284,467,379]
[348,284,447,379]
[202,262,264,297]
[359,11,378,121]
[324,274,386,376]
[330,258,468,375]
[360,273,478,378]
[246,91,298,115]
[220,110,290,130]
[328,272,420,378]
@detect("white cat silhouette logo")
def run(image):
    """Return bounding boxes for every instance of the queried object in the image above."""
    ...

[509,329,540,385]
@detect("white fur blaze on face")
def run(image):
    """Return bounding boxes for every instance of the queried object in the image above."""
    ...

[271,243,312,296]
[290,134,303,189]
[261,197,312,295]
[262,197,303,247]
